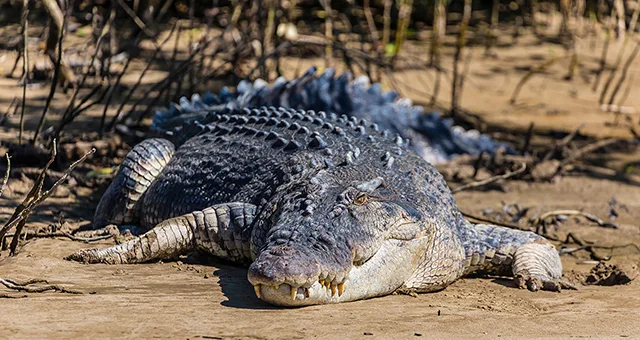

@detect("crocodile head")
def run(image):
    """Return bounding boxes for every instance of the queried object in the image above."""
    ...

[247,158,462,306]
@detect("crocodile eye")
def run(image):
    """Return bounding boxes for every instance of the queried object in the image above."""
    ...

[353,193,369,206]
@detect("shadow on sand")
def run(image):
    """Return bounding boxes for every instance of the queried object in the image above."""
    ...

[213,263,281,310]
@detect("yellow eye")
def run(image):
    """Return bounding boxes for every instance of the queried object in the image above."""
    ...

[354,193,369,206]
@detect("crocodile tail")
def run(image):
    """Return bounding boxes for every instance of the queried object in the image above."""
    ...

[151,67,513,163]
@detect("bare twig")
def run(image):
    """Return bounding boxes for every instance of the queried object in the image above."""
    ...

[606,41,640,106]
[382,0,392,55]
[460,210,532,232]
[118,34,217,127]
[41,0,76,86]
[63,4,115,125]
[0,293,28,299]
[532,210,618,229]
[541,123,585,162]
[0,141,95,255]
[0,278,82,294]
[430,0,446,66]
[19,8,28,145]
[33,1,69,144]
[393,0,414,60]
[565,164,640,185]
[521,123,535,155]
[109,21,179,129]
[114,0,155,38]
[592,11,614,92]
[0,97,18,126]
[0,154,10,198]
[319,0,333,68]
[558,138,620,168]
[5,230,112,243]
[599,1,639,105]
[363,0,380,54]
[452,162,527,193]
[451,0,471,117]
[510,57,565,104]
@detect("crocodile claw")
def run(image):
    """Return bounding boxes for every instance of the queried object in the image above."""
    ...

[514,274,578,292]
[512,242,569,292]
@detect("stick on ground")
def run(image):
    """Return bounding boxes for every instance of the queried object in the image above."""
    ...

[452,162,526,193]
[0,278,82,294]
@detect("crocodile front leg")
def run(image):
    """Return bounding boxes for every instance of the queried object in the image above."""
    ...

[66,203,256,265]
[458,222,572,291]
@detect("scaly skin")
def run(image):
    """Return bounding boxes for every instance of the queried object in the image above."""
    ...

[67,106,567,306]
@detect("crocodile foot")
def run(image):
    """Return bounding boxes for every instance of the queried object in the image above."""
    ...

[512,241,577,292]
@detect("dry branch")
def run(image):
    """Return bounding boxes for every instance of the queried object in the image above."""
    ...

[0,154,9,198]
[19,8,28,145]
[41,0,76,86]
[510,57,566,104]
[451,0,472,115]
[4,230,112,243]
[460,210,531,232]
[0,278,81,294]
[0,141,95,255]
[452,162,527,193]
[558,138,620,169]
[33,1,69,144]
[532,210,618,228]
[606,41,640,106]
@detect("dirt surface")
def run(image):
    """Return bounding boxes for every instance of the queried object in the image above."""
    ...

[1,175,639,339]
[1,25,640,339]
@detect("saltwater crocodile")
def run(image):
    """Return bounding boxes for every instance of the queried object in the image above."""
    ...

[68,103,566,306]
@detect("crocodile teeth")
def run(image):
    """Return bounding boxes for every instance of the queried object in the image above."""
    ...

[290,286,297,300]
[274,284,280,291]
[319,279,325,286]
[304,287,310,298]
[253,284,261,299]
[324,281,331,291]
[337,283,345,297]
[330,283,337,297]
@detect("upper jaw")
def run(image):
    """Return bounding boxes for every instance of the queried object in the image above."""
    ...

[250,238,419,306]
[247,252,351,304]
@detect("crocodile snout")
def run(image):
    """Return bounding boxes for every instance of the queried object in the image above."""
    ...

[248,243,351,303]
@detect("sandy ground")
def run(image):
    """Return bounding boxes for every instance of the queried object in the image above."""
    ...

[0,24,639,339]
[1,175,639,339]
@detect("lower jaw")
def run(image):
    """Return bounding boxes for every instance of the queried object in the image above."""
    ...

[256,240,416,306]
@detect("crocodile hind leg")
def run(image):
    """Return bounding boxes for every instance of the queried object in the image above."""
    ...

[93,138,175,228]
[66,203,256,265]
[458,222,574,291]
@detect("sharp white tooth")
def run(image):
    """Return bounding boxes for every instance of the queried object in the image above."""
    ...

[253,284,261,299]
[290,286,297,300]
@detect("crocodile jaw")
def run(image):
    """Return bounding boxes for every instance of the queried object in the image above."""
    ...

[253,238,426,306]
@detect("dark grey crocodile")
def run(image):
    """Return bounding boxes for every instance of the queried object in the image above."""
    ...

[68,104,567,306]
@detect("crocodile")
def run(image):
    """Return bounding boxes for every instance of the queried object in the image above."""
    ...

[67,104,567,306]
